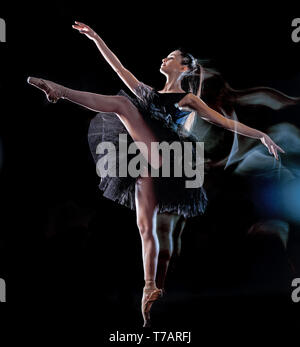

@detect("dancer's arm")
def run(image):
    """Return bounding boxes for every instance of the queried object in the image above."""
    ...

[72,21,142,96]
[180,94,285,160]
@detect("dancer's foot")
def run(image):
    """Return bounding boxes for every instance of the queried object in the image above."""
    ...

[27,77,67,103]
[142,287,163,327]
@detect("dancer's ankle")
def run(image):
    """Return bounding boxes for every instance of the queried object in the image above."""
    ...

[144,280,156,290]
[61,86,69,99]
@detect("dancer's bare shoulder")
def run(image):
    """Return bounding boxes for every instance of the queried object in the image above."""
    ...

[176,93,205,111]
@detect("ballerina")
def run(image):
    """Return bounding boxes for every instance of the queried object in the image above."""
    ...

[27,21,284,327]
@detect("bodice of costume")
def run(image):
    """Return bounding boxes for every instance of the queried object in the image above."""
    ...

[154,92,193,127]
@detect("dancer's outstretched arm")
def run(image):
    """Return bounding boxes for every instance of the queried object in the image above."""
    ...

[180,93,285,160]
[72,21,143,97]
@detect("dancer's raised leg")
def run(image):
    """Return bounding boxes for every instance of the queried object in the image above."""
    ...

[27,77,162,169]
[135,166,162,327]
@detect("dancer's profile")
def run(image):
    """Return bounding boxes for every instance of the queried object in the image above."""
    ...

[27,21,285,327]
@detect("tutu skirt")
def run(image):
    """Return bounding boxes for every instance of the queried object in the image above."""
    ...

[88,83,208,218]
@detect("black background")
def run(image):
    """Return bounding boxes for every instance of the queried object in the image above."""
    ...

[1,1,300,343]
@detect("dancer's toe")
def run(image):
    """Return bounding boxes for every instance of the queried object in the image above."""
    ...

[27,76,64,103]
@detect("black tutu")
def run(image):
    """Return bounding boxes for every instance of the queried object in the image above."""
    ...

[88,82,208,218]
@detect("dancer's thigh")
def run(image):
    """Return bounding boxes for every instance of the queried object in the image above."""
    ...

[135,167,159,233]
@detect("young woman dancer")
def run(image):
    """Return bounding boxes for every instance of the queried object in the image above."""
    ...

[27,21,284,327]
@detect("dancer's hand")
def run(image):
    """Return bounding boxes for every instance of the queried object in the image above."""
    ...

[260,133,285,160]
[72,21,97,40]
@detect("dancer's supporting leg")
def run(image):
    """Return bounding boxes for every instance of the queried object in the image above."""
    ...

[155,214,186,290]
[135,166,162,327]
[27,78,162,169]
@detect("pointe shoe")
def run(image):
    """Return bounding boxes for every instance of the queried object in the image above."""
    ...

[142,287,163,328]
[27,77,66,103]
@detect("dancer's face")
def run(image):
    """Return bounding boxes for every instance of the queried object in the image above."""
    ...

[160,50,189,75]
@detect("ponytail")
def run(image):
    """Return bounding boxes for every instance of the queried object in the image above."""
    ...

[178,49,209,99]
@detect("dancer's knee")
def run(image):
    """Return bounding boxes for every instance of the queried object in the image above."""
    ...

[137,218,153,240]
[116,95,135,116]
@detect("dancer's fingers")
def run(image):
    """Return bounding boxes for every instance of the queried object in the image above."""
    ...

[75,22,90,30]
[266,144,272,155]
[271,145,278,160]
[75,21,86,26]
[276,144,285,153]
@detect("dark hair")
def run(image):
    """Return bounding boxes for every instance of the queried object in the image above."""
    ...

[177,48,243,115]
[177,48,205,97]
[177,48,299,118]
